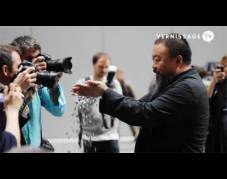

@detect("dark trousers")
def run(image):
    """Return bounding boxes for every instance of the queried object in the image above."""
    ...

[223,112,227,152]
[83,140,120,153]
[206,113,227,153]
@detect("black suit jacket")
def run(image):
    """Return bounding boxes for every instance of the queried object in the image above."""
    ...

[100,68,210,153]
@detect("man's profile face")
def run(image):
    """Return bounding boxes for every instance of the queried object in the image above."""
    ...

[22,48,41,62]
[6,51,22,83]
[221,60,227,77]
[152,43,178,80]
[93,57,110,78]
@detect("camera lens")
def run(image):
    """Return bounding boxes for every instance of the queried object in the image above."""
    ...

[36,72,60,88]
[46,57,73,74]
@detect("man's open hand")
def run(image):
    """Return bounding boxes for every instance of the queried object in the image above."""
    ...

[71,80,108,97]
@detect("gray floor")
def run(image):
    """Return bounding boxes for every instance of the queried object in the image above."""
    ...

[46,120,138,153]
[49,137,135,153]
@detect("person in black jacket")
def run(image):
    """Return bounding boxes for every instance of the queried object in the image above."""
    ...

[72,33,210,153]
[206,55,227,152]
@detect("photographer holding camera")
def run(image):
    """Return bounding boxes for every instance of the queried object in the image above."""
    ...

[75,52,122,153]
[11,36,67,151]
[0,45,37,152]
[206,56,227,152]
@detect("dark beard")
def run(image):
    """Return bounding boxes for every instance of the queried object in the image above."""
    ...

[151,74,175,96]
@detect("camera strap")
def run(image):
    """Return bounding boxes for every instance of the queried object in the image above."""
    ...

[0,83,4,93]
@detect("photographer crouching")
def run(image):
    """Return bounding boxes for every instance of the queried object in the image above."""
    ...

[11,36,72,151]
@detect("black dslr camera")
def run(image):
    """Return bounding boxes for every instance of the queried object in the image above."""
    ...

[41,53,73,74]
[106,65,117,88]
[216,64,224,72]
[17,54,73,88]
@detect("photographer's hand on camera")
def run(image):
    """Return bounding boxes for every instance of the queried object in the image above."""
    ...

[4,83,23,112]
[49,72,63,104]
[71,80,108,97]
[213,69,225,84]
[13,67,37,93]
[208,69,226,98]
[4,83,24,146]
[33,56,47,71]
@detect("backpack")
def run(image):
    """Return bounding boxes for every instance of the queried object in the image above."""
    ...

[78,77,115,147]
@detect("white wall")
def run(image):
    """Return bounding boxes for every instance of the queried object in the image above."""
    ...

[0,26,226,138]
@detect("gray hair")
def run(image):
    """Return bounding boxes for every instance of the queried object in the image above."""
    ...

[11,36,41,56]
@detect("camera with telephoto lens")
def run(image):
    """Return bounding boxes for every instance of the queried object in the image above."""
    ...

[16,54,73,89]
[41,53,73,74]
[18,60,61,88]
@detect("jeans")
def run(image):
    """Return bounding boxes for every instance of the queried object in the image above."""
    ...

[83,140,120,153]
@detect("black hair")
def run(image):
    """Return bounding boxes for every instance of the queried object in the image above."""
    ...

[0,45,20,72]
[11,35,41,57]
[92,52,111,65]
[155,33,192,65]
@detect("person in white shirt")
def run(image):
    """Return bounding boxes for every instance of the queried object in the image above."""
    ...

[75,52,122,153]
